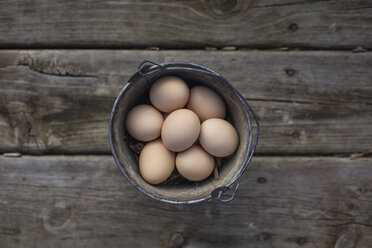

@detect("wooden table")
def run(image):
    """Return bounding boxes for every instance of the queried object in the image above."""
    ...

[1,1,372,247]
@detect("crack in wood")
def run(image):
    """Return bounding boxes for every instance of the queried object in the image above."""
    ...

[246,97,372,106]
[17,64,98,78]
[250,0,332,9]
[22,112,41,154]
[0,64,97,78]
[246,98,332,105]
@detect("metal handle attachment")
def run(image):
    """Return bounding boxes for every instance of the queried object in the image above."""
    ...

[137,60,165,76]
[211,183,239,203]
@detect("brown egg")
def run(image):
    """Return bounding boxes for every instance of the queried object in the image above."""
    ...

[150,76,190,113]
[199,118,239,157]
[176,145,214,181]
[139,139,175,184]
[187,86,226,122]
[161,109,200,152]
[125,104,164,142]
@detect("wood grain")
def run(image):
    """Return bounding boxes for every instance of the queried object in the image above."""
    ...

[0,155,371,247]
[1,50,371,155]
[0,0,371,49]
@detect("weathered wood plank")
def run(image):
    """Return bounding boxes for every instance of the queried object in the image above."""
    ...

[0,155,371,247]
[0,1,371,49]
[0,50,371,155]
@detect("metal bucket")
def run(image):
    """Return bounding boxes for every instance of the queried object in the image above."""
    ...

[109,61,259,204]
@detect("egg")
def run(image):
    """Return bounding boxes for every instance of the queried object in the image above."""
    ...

[176,145,214,181]
[199,118,239,157]
[139,139,175,184]
[150,76,189,113]
[187,86,226,122]
[161,109,200,152]
[125,104,164,142]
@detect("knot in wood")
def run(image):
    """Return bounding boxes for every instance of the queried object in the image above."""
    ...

[47,206,71,227]
[297,237,308,245]
[169,232,184,248]
[257,232,271,241]
[285,68,296,77]
[201,0,243,18]
[257,177,267,183]
[288,23,299,31]
[214,0,238,12]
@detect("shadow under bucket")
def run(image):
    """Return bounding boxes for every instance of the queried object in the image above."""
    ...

[109,61,259,204]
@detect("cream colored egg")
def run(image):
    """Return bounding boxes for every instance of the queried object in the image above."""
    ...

[139,139,175,184]
[150,76,189,113]
[161,109,200,152]
[199,118,239,157]
[176,145,214,181]
[125,104,164,142]
[187,86,226,122]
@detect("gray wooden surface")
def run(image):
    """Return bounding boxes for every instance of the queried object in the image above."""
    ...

[1,1,372,247]
[1,155,371,248]
[0,0,371,49]
[1,50,371,155]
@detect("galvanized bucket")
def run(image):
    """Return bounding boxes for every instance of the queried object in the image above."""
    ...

[109,61,259,204]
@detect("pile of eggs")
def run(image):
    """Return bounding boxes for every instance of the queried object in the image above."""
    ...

[125,76,239,184]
